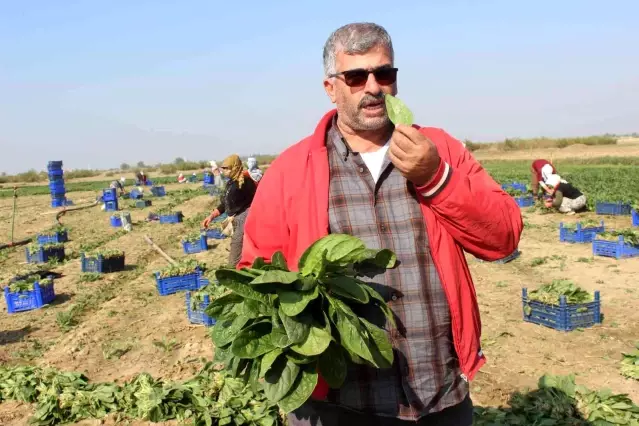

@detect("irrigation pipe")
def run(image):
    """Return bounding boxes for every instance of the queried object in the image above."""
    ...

[0,192,99,251]
[54,199,99,225]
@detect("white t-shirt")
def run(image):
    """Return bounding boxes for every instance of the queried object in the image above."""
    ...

[360,142,390,183]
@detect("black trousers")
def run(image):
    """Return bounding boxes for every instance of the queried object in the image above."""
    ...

[287,394,473,426]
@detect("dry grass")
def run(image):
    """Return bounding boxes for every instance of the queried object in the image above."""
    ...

[466,135,618,153]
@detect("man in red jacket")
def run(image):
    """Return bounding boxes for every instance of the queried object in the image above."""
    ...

[240,22,522,425]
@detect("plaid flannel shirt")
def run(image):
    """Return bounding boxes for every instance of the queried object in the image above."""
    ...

[323,119,468,420]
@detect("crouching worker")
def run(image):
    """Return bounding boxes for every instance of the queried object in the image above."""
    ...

[543,174,587,215]
[109,177,127,196]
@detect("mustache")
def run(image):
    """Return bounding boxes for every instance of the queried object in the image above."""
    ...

[359,94,385,108]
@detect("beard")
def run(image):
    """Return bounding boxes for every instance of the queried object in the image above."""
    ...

[339,93,392,131]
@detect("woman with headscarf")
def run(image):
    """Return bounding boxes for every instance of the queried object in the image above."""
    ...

[209,160,226,190]
[135,170,148,185]
[542,173,587,215]
[530,159,556,199]
[246,157,263,183]
[109,177,127,196]
[202,154,257,267]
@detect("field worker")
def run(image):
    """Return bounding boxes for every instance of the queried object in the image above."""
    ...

[239,22,523,426]
[109,179,126,196]
[135,170,148,185]
[177,173,187,183]
[246,157,263,183]
[543,174,586,215]
[531,159,556,198]
[202,154,257,267]
[210,160,226,189]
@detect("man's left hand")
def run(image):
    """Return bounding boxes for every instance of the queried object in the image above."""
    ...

[389,125,441,187]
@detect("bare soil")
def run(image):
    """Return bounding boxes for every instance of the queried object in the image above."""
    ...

[0,180,638,424]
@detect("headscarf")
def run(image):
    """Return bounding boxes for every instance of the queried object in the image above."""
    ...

[222,154,245,188]
[545,174,567,188]
[209,160,218,172]
[247,157,258,170]
[540,164,554,183]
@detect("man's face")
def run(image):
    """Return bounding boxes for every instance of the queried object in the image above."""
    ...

[324,45,397,132]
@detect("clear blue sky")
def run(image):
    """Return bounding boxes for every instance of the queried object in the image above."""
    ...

[1,0,637,173]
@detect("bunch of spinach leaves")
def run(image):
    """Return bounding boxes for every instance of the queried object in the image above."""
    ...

[207,234,398,413]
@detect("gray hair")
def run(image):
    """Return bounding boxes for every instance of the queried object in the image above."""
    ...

[323,22,394,77]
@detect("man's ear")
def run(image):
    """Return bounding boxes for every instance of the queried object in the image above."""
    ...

[323,78,337,104]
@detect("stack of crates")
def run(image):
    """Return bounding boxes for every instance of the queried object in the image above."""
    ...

[48,161,67,207]
[102,188,118,211]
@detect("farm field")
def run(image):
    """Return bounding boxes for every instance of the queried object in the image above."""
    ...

[0,160,638,425]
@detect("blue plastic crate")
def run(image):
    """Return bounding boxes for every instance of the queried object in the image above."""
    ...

[477,249,520,264]
[47,161,63,170]
[150,186,166,197]
[182,235,208,254]
[155,269,203,296]
[102,188,117,202]
[4,281,56,314]
[49,181,66,191]
[36,230,68,244]
[104,200,118,211]
[595,202,632,216]
[25,246,65,264]
[134,199,152,208]
[514,196,534,208]
[81,253,125,273]
[203,173,214,185]
[110,215,122,227]
[632,210,639,227]
[593,236,639,259]
[559,221,605,244]
[48,169,64,178]
[159,212,183,224]
[203,228,227,240]
[501,182,528,192]
[130,188,143,199]
[49,187,66,197]
[185,291,216,326]
[522,288,601,331]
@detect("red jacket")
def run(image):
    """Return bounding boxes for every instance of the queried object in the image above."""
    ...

[239,109,523,382]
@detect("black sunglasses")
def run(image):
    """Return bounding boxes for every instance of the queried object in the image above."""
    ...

[328,66,398,88]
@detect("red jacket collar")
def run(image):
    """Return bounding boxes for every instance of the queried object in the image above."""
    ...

[310,109,338,150]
